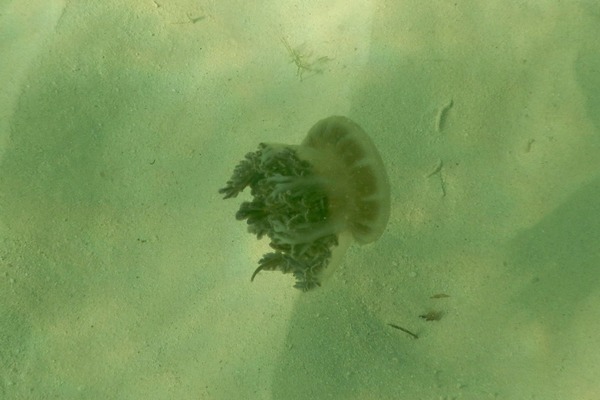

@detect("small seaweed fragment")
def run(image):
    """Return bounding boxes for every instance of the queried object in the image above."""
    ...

[388,323,419,339]
[426,159,446,197]
[280,37,331,81]
[419,310,444,321]
[435,99,453,132]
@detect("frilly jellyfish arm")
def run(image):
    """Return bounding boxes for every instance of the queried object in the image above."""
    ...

[218,151,263,199]
[220,143,338,290]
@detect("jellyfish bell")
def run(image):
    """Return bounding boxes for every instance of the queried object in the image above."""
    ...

[219,116,391,290]
[298,116,391,245]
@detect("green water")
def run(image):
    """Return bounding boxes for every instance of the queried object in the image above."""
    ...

[1,1,599,399]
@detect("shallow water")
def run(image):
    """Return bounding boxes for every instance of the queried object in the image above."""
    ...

[1,1,599,399]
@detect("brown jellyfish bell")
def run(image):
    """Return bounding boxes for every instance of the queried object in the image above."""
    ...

[219,116,390,291]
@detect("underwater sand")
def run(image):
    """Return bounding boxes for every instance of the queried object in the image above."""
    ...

[1,1,599,399]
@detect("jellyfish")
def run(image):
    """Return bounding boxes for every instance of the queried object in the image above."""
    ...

[219,116,390,291]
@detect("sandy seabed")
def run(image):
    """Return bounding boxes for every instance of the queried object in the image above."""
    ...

[1,1,599,399]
